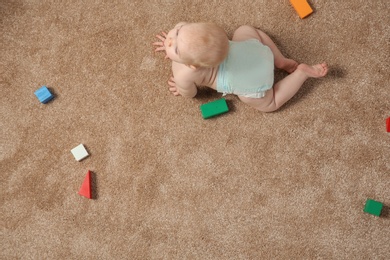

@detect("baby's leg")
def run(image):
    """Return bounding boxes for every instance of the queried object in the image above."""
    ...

[239,63,328,112]
[232,25,297,73]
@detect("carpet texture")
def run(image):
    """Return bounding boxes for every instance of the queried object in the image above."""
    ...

[1,0,389,259]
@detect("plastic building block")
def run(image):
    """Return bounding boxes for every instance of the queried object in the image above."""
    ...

[79,170,92,199]
[71,144,89,161]
[200,98,229,119]
[290,0,313,19]
[34,86,54,103]
[364,199,383,216]
[386,117,390,132]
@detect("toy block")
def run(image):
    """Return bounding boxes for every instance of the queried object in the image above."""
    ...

[34,86,54,103]
[290,0,313,19]
[71,144,89,161]
[79,170,92,199]
[364,199,383,216]
[386,117,390,132]
[200,98,229,119]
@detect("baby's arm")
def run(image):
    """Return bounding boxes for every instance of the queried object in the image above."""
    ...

[168,74,197,98]
[153,31,168,59]
[153,30,197,98]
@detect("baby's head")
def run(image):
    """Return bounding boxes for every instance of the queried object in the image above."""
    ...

[178,22,229,68]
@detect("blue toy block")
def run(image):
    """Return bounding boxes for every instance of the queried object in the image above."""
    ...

[34,86,54,104]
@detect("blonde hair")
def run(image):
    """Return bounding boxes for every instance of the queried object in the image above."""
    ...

[179,23,229,68]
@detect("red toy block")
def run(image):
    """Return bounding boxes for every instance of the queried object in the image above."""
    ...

[79,170,92,199]
[387,117,390,132]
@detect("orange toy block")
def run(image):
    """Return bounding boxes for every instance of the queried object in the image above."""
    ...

[387,117,390,132]
[79,170,92,199]
[290,0,313,19]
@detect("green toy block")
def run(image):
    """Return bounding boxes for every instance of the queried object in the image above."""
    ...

[364,199,383,216]
[200,98,229,119]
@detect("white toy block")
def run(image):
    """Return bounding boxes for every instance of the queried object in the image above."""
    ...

[71,144,89,161]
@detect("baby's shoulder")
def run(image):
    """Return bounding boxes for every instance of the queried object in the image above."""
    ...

[172,62,202,82]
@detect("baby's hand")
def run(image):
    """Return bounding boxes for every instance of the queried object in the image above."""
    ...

[168,76,180,96]
[153,31,169,59]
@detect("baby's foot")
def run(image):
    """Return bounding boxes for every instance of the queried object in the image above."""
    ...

[276,58,299,73]
[297,63,328,78]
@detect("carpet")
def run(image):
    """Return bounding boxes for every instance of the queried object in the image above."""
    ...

[1,0,389,259]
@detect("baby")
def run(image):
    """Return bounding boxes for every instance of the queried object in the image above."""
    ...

[153,22,328,112]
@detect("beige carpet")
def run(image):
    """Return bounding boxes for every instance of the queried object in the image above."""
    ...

[1,0,389,259]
